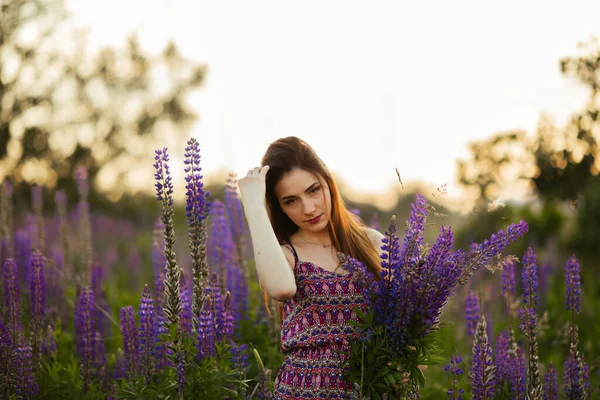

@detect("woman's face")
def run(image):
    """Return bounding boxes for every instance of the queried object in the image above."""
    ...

[274,168,332,233]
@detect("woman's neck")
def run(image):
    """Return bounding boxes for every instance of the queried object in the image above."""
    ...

[296,229,332,246]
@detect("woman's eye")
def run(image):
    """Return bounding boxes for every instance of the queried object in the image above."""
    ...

[285,199,296,205]
[310,187,321,194]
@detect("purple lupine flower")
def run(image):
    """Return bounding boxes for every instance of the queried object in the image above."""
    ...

[75,166,93,286]
[205,272,224,341]
[518,306,542,398]
[94,331,107,383]
[230,342,250,374]
[3,258,22,342]
[224,174,244,250]
[564,350,583,399]
[494,331,510,383]
[501,258,516,310]
[469,315,495,400]
[29,249,46,362]
[444,353,465,399]
[0,316,13,380]
[31,185,45,254]
[152,218,166,308]
[565,255,581,314]
[543,363,558,400]
[465,290,480,336]
[581,355,590,398]
[177,351,185,397]
[185,140,210,324]
[128,248,141,276]
[460,220,529,285]
[42,325,57,356]
[154,147,182,331]
[139,285,156,384]
[521,247,539,312]
[92,263,110,337]
[13,229,31,287]
[221,292,234,341]
[113,349,126,381]
[179,287,193,338]
[399,194,428,269]
[75,287,96,390]
[120,306,139,382]
[197,295,216,360]
[508,346,527,399]
[154,148,174,206]
[15,342,39,397]
[154,311,170,371]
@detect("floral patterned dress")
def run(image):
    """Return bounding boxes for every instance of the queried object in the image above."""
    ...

[273,244,368,399]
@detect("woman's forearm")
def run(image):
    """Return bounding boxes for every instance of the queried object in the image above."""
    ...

[243,203,297,301]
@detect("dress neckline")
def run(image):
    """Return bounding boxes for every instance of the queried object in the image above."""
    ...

[296,260,350,277]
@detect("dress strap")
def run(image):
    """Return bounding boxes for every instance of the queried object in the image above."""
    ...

[286,242,299,265]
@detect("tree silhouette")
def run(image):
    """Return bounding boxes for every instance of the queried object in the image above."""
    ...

[0,0,206,210]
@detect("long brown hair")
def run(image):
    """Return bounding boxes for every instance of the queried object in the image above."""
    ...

[261,136,382,277]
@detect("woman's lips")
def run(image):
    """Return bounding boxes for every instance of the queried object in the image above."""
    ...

[307,214,322,224]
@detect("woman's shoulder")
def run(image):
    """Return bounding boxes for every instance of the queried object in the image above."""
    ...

[362,226,385,247]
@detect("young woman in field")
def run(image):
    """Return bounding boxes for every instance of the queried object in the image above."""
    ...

[237,136,385,399]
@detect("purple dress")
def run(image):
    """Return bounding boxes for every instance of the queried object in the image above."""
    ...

[273,244,368,399]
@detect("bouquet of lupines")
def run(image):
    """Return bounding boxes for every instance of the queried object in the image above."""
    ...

[340,195,529,399]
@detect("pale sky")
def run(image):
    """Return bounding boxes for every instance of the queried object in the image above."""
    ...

[69,0,599,211]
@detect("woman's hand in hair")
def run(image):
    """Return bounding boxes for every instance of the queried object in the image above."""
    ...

[238,165,270,209]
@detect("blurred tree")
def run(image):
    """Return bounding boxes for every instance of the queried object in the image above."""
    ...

[0,0,205,213]
[456,130,535,210]
[456,37,600,261]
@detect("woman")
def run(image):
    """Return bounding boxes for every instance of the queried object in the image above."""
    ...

[238,136,385,399]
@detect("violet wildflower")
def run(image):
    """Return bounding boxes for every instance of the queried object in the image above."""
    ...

[41,325,57,357]
[154,147,182,330]
[399,194,428,270]
[469,315,496,400]
[75,287,96,391]
[29,249,46,365]
[494,331,510,384]
[3,258,22,343]
[55,189,70,272]
[139,285,156,384]
[94,331,107,385]
[465,290,480,336]
[508,346,527,399]
[458,220,529,285]
[518,307,541,398]
[444,353,465,399]
[196,295,216,360]
[565,254,581,314]
[15,342,39,397]
[31,185,45,254]
[177,352,185,397]
[120,306,139,382]
[92,263,110,337]
[206,272,224,341]
[230,342,250,374]
[0,316,13,387]
[14,229,31,286]
[522,247,539,312]
[564,326,585,400]
[152,218,166,308]
[543,363,558,400]
[501,258,516,312]
[221,291,234,341]
[179,287,193,338]
[75,165,92,286]
[225,173,245,259]
[1,181,14,259]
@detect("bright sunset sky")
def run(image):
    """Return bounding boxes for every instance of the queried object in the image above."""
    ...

[69,0,600,210]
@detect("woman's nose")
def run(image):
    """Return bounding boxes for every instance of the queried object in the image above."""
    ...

[303,200,317,214]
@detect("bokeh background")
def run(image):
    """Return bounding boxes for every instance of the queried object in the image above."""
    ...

[1,0,599,398]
